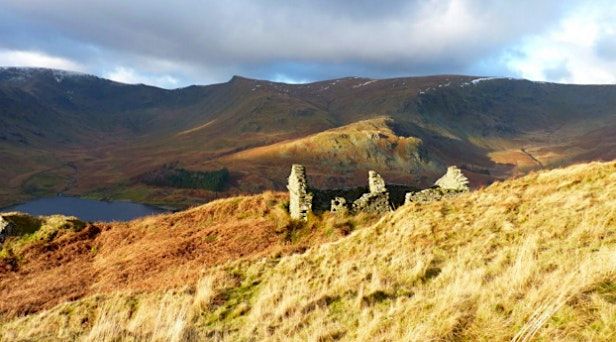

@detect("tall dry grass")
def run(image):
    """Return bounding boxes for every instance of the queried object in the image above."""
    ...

[2,161,616,341]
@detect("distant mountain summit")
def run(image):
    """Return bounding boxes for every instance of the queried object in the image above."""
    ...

[0,66,94,83]
[1,67,615,207]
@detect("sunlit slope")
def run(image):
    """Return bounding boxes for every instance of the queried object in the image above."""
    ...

[199,160,616,341]
[0,192,380,318]
[221,117,441,188]
[3,161,615,341]
[3,69,616,208]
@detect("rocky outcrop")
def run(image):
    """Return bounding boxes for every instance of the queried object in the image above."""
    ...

[0,215,16,244]
[288,164,313,221]
[434,166,470,192]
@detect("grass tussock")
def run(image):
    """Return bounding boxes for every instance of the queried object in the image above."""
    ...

[0,213,85,262]
[2,161,616,341]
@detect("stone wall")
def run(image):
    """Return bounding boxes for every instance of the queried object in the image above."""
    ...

[405,166,470,205]
[287,164,313,221]
[368,170,386,193]
[287,164,469,221]
[405,188,459,204]
[351,171,391,214]
[330,197,348,214]
[434,166,470,192]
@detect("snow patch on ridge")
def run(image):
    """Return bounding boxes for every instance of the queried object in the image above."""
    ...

[0,67,91,83]
[352,80,378,88]
[460,77,519,87]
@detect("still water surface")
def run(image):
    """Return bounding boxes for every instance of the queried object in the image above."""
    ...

[1,196,168,221]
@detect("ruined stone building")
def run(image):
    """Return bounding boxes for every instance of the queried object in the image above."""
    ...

[287,164,470,221]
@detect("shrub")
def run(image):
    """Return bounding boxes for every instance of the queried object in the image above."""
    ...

[139,165,230,192]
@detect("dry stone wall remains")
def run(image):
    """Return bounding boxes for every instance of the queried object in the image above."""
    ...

[288,164,470,221]
[287,164,313,221]
[434,166,470,192]
[330,197,348,214]
[368,170,387,193]
[351,171,391,214]
[404,166,470,205]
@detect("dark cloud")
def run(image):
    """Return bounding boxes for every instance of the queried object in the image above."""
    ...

[0,0,581,86]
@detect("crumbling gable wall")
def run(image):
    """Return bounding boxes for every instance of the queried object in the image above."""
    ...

[287,164,313,221]
[405,166,470,205]
[351,171,391,214]
[435,166,470,192]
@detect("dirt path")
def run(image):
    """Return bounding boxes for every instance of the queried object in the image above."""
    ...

[520,148,544,168]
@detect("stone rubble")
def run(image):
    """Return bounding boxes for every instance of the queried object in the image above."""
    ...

[405,166,470,205]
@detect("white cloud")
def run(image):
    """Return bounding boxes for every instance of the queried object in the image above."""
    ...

[2,1,614,85]
[271,74,310,84]
[105,66,180,88]
[0,0,569,84]
[506,2,616,84]
[0,49,85,71]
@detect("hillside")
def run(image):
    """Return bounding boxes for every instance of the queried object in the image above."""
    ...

[220,117,441,188]
[0,192,378,317]
[1,160,615,340]
[1,68,616,207]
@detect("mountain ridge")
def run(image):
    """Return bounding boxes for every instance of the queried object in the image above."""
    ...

[5,66,614,88]
[1,67,615,208]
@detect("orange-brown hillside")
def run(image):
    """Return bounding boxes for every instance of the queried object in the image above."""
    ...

[0,192,374,317]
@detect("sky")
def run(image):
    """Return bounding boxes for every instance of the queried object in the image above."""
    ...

[0,0,615,88]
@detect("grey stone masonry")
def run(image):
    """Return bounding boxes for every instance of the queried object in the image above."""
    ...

[287,165,432,220]
[330,197,348,214]
[352,170,391,214]
[368,170,387,193]
[434,166,470,192]
[404,188,459,204]
[404,166,470,205]
[288,164,313,221]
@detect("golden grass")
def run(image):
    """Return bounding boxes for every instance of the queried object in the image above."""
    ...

[0,191,377,320]
[2,161,616,341]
